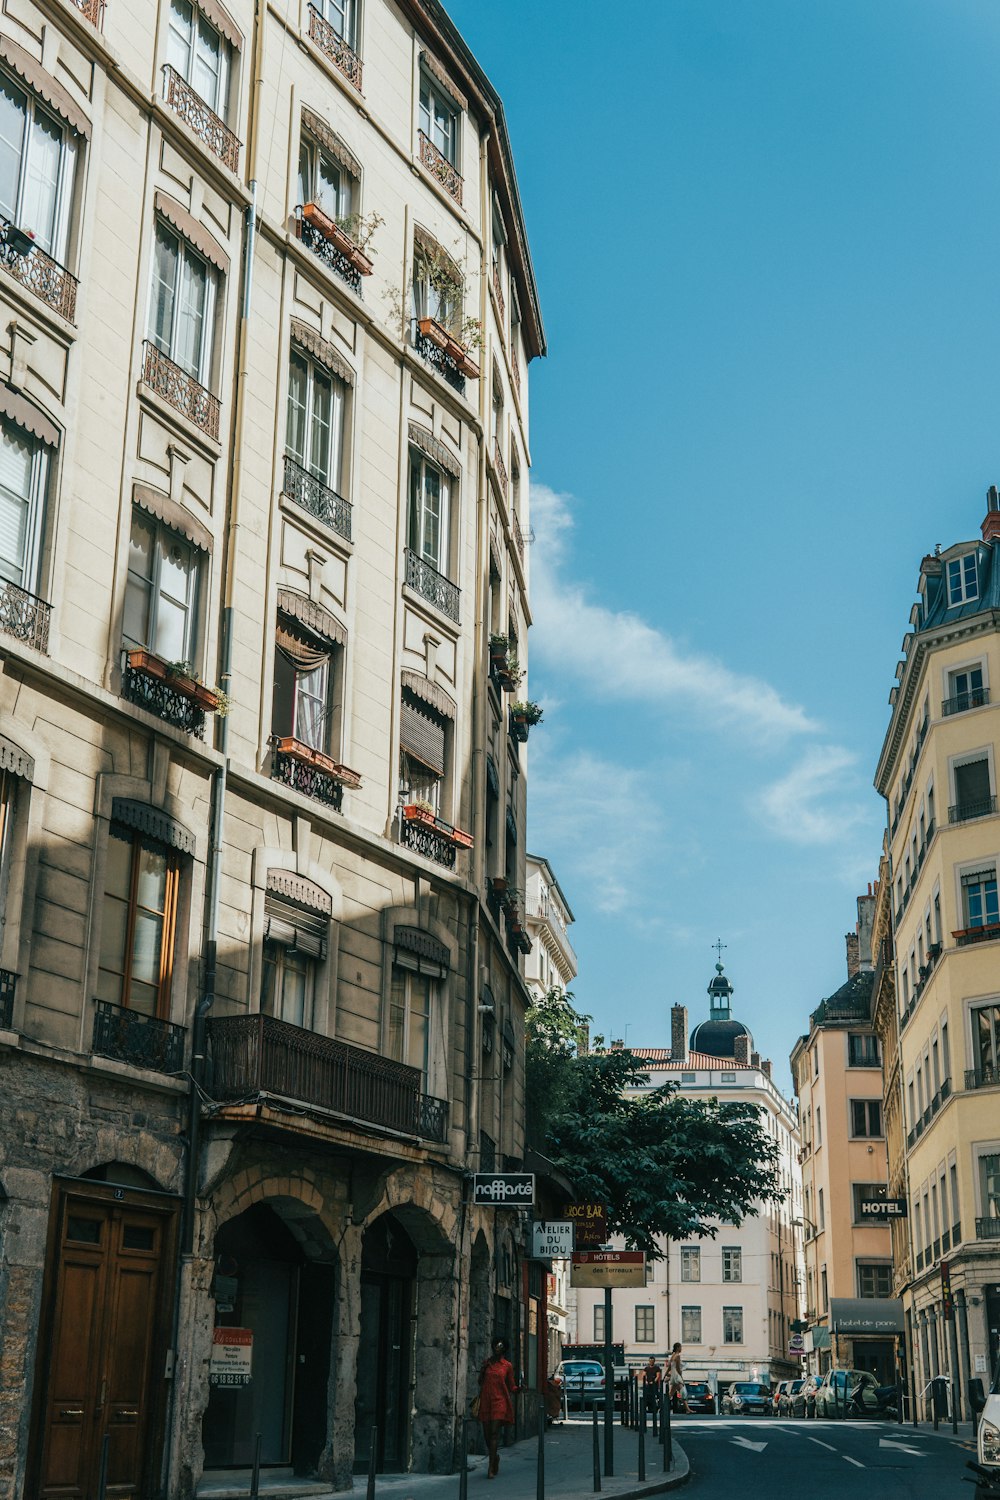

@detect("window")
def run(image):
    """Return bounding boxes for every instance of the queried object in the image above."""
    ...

[593,1304,605,1343]
[972,1005,1000,1083]
[818,1188,825,1230]
[313,0,357,48]
[418,72,458,167]
[635,1306,655,1343]
[408,449,450,575]
[167,0,229,116]
[297,136,355,223]
[399,689,448,817]
[272,611,340,754]
[963,868,999,931]
[848,1032,880,1067]
[947,552,979,606]
[852,1184,886,1223]
[124,511,199,664]
[286,347,346,493]
[388,966,431,1077]
[851,1099,883,1137]
[953,756,994,821]
[412,239,461,331]
[681,1306,701,1343]
[0,71,77,260]
[820,1265,828,1312]
[721,1246,742,1283]
[816,1106,821,1145]
[149,221,217,383]
[0,418,49,590]
[97,827,179,1017]
[857,1263,893,1298]
[947,664,986,713]
[261,888,328,1029]
[722,1306,743,1344]
[680,1245,700,1282]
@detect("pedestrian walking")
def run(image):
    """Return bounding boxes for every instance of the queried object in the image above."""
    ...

[641,1356,662,1418]
[477,1338,517,1478]
[667,1343,691,1415]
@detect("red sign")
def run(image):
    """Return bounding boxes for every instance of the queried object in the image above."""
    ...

[571,1251,644,1266]
[561,1202,607,1248]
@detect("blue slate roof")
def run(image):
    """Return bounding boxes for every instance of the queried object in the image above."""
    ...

[918,537,1000,631]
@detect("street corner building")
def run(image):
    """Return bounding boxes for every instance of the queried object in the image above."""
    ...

[0,0,549,1495]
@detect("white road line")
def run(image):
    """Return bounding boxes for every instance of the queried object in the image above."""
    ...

[844,1456,865,1468]
[804,1436,838,1451]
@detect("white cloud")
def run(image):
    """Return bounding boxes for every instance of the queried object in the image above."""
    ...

[757,745,869,845]
[529,483,817,745]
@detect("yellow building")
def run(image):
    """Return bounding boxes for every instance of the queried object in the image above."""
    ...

[874,492,1000,1414]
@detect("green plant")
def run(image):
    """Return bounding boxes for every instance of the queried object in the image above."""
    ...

[165,660,230,716]
[334,210,385,255]
[166,659,197,678]
[411,798,436,817]
[511,700,543,726]
[489,632,511,652]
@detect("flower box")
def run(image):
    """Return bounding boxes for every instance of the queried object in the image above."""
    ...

[417,317,480,379]
[402,803,474,848]
[272,736,363,788]
[301,202,374,275]
[126,649,222,712]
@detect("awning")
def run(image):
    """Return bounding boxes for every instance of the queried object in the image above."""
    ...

[133,483,213,552]
[394,924,449,978]
[408,421,460,478]
[264,889,329,959]
[277,588,346,646]
[0,734,32,780]
[154,192,230,274]
[0,36,91,137]
[290,318,355,386]
[0,384,59,448]
[111,798,195,856]
[401,669,455,719]
[266,869,332,915]
[301,108,361,181]
[400,697,445,776]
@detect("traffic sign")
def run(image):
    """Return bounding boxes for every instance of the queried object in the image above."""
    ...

[570,1250,646,1288]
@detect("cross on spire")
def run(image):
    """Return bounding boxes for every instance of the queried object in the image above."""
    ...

[712,937,727,968]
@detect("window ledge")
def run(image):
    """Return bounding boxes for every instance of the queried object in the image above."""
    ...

[402,581,461,639]
[86,1050,189,1094]
[136,376,222,459]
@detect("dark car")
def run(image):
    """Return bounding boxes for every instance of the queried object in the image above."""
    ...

[722,1381,771,1415]
[778,1379,806,1416]
[789,1376,819,1418]
[685,1381,715,1414]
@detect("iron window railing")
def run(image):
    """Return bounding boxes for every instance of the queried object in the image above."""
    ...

[949,795,998,824]
[418,129,463,205]
[162,64,241,172]
[121,650,206,737]
[307,5,363,90]
[966,1065,1000,1090]
[72,0,105,26]
[282,454,352,541]
[413,322,466,396]
[271,744,344,811]
[0,218,78,321]
[977,1217,1000,1241]
[142,340,221,441]
[0,581,51,653]
[404,548,460,622]
[92,999,186,1075]
[942,686,989,716]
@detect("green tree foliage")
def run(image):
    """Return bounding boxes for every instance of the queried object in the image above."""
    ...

[526,988,784,1258]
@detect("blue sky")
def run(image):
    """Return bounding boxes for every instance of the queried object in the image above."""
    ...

[447,0,1000,1088]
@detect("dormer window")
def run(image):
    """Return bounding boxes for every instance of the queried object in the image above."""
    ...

[948,552,979,606]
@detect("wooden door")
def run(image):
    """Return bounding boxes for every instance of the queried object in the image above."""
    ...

[34,1192,172,1500]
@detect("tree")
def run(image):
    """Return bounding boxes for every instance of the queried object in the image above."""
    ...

[526,987,784,1258]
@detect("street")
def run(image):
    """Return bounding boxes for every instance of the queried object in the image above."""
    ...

[679,1417,973,1497]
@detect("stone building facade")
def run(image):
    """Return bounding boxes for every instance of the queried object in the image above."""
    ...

[0,0,544,1495]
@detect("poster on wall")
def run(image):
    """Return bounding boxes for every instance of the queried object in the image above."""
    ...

[209,1327,254,1387]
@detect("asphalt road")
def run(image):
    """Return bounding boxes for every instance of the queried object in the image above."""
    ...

[677,1416,975,1497]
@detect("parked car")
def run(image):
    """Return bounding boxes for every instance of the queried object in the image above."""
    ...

[685,1381,715,1414]
[722,1381,771,1415]
[778,1378,806,1416]
[554,1360,606,1409]
[771,1380,790,1414]
[813,1368,883,1418]
[789,1376,819,1418]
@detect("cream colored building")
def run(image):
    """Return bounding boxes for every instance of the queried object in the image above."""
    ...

[0,1,546,1495]
[874,493,1000,1416]
[790,896,895,1383]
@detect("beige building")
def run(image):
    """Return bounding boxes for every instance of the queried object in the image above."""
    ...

[873,493,1000,1416]
[790,895,895,1383]
[0,1,547,1496]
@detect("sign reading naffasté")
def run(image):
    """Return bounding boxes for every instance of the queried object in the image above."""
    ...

[473,1173,535,1206]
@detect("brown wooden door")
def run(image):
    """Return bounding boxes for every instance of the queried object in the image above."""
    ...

[36,1196,170,1500]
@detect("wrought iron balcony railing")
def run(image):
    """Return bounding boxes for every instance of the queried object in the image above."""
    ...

[512,509,525,564]
[405,547,460,622]
[0,218,78,322]
[949,795,998,824]
[121,650,207,737]
[71,0,104,26]
[308,4,363,90]
[955,922,1000,947]
[511,358,521,404]
[413,323,466,396]
[206,1013,448,1142]
[966,1065,1000,1090]
[0,580,51,653]
[142,340,220,441]
[0,968,15,1029]
[296,211,363,292]
[283,454,352,540]
[400,812,456,870]
[480,1130,497,1172]
[162,65,241,173]
[977,1217,1000,1241]
[270,741,345,811]
[942,686,989,716]
[492,262,505,321]
[418,130,463,205]
[92,999,186,1075]
[492,437,508,498]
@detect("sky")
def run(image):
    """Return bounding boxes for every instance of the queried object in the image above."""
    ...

[446,0,1000,1091]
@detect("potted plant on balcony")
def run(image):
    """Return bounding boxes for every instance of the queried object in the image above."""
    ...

[126,650,230,714]
[489,633,511,666]
[271,734,363,787]
[401,800,474,849]
[510,700,543,741]
[496,654,522,693]
[298,203,383,275]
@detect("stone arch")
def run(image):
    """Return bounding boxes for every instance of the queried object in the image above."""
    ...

[71,1131,183,1194]
[81,1161,165,1191]
[469,1230,492,1382]
[207,1167,336,1263]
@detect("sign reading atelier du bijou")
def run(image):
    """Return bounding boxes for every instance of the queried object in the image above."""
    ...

[531,1220,575,1258]
[473,1173,535,1207]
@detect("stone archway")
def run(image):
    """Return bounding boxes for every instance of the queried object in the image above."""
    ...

[469,1231,492,1385]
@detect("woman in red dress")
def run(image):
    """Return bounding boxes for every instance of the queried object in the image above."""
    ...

[478,1339,517,1478]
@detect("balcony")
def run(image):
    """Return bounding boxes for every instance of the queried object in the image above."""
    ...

[949,795,998,824]
[283,454,352,541]
[162,65,241,173]
[966,1065,1000,1091]
[92,999,186,1075]
[399,803,473,870]
[479,1130,497,1172]
[295,202,372,294]
[491,437,508,499]
[71,0,105,25]
[0,968,16,1029]
[270,737,361,811]
[206,1013,448,1143]
[954,922,1000,948]
[418,129,463,205]
[942,686,989,716]
[977,1217,1000,1241]
[307,4,363,90]
[121,649,220,737]
[512,509,525,564]
[0,580,51,653]
[405,548,460,623]
[0,219,78,322]
[412,317,479,397]
[492,262,505,321]
[142,340,220,441]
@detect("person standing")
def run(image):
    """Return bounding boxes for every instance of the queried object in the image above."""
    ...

[641,1356,662,1420]
[478,1339,517,1478]
[668,1342,691,1414]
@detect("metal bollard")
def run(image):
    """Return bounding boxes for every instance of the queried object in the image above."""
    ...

[96,1433,110,1500]
[638,1410,646,1482]
[592,1404,601,1492]
[249,1432,262,1500]
[366,1424,378,1500]
[458,1417,469,1500]
[662,1390,672,1472]
[537,1395,545,1500]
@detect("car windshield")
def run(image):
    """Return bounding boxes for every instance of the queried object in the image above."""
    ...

[790,1381,804,1392]
[735,1384,766,1395]
[563,1363,602,1376]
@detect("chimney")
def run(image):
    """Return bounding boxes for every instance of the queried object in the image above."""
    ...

[845,931,860,978]
[671,1004,688,1064]
[761,1059,772,1079]
[734,1035,751,1066]
[984,485,1000,543]
[610,1038,624,1050]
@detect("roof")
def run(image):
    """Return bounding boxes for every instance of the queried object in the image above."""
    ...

[810,968,874,1027]
[630,1049,752,1071]
[689,1017,753,1060]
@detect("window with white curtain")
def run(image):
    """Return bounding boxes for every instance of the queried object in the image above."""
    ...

[123,510,199,664]
[149,221,217,383]
[0,72,77,260]
[418,72,458,165]
[272,616,338,754]
[408,449,450,574]
[388,965,431,1077]
[167,0,229,116]
[0,419,48,591]
[297,137,355,222]
[286,348,346,494]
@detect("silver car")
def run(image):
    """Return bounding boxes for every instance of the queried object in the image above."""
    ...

[554,1359,606,1409]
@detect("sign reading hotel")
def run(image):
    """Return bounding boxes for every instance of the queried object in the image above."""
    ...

[532,1220,575,1258]
[571,1250,646,1288]
[209,1327,253,1387]
[561,1201,607,1248]
[859,1197,908,1219]
[473,1173,535,1207]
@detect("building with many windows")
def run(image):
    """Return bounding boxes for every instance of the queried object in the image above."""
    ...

[873,492,1000,1413]
[0,1,545,1495]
